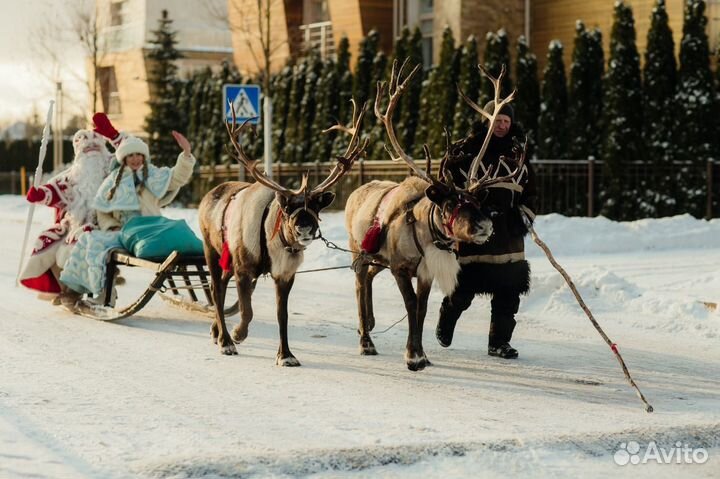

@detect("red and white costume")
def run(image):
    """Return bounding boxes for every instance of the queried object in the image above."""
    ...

[19,129,116,294]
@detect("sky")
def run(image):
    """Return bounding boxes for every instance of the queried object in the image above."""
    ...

[0,0,87,127]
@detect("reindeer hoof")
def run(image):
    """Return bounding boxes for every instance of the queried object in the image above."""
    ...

[220,343,238,355]
[276,355,301,367]
[360,344,378,356]
[405,353,429,371]
[231,324,248,343]
[360,337,377,355]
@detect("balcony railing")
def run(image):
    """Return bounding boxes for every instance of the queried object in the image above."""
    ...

[298,21,335,59]
[99,21,145,52]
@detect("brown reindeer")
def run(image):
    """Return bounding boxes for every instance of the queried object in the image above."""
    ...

[199,103,367,365]
[345,60,525,371]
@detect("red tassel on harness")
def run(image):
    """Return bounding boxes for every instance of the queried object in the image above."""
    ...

[219,241,232,272]
[361,219,383,254]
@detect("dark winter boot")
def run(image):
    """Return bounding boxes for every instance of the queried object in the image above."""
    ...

[488,343,519,359]
[436,292,474,347]
[488,291,520,358]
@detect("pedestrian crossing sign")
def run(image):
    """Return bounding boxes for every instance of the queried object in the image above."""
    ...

[223,84,261,125]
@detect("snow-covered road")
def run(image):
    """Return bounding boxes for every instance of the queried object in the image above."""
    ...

[1,197,719,478]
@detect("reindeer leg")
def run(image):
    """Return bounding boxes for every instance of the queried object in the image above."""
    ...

[354,260,377,355]
[392,270,427,371]
[231,273,255,343]
[208,258,236,355]
[365,265,382,332]
[275,275,300,367]
[415,277,433,367]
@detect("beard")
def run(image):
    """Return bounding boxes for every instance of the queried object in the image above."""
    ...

[66,151,111,226]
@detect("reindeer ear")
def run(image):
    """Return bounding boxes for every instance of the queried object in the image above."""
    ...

[311,191,335,212]
[424,184,449,204]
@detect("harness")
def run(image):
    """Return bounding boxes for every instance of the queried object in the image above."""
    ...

[405,200,457,258]
[272,204,320,255]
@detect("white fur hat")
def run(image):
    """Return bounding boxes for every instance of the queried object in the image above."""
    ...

[116,136,150,163]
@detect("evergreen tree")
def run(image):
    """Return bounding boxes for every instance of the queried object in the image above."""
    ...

[600,1,643,220]
[537,40,568,160]
[480,29,513,106]
[424,26,459,156]
[643,0,677,216]
[297,49,324,162]
[270,63,294,162]
[567,21,604,161]
[366,51,390,162]
[353,30,380,109]
[309,58,340,161]
[673,0,718,217]
[514,35,540,158]
[331,36,354,157]
[144,9,184,166]
[452,35,481,139]
[396,27,424,152]
[335,36,354,125]
[281,59,308,163]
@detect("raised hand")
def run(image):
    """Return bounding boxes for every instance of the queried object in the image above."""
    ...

[172,131,192,157]
[92,112,120,140]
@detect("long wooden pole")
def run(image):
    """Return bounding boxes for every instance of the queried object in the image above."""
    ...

[522,212,654,413]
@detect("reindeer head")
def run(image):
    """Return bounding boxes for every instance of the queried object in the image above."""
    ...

[375,59,495,246]
[227,101,367,250]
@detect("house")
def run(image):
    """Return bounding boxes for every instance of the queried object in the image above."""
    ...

[93,0,233,135]
[228,0,720,74]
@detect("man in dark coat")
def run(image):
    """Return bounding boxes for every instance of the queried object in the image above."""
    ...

[436,102,537,358]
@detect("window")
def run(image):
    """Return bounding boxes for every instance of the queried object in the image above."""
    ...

[110,0,127,27]
[98,67,121,115]
[303,0,329,25]
[393,0,434,68]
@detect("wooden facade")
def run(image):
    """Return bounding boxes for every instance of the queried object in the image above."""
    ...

[531,0,686,71]
[93,0,232,135]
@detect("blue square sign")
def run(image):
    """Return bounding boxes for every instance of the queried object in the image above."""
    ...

[223,84,261,125]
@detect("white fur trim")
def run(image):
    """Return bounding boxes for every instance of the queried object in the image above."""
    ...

[116,136,150,163]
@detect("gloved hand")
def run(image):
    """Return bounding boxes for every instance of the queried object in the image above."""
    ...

[93,112,119,141]
[26,186,46,203]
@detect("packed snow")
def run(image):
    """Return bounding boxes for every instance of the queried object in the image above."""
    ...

[1,195,719,478]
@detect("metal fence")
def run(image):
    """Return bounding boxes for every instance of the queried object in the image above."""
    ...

[0,171,26,196]
[3,159,716,218]
[196,159,720,219]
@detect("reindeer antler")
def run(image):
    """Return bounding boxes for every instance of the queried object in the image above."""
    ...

[375,58,442,184]
[468,136,528,193]
[457,64,517,186]
[226,103,308,196]
[312,99,369,194]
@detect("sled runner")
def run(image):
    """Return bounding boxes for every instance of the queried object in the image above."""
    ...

[71,249,239,321]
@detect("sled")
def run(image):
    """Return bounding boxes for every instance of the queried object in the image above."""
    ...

[71,249,239,321]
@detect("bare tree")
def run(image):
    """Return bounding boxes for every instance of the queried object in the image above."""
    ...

[28,0,107,121]
[204,0,289,95]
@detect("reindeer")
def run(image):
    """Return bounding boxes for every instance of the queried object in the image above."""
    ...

[345,60,525,371]
[199,103,367,366]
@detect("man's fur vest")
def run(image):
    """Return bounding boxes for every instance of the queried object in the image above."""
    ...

[446,122,538,295]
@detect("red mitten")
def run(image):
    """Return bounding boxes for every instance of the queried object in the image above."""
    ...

[93,112,119,140]
[26,186,46,203]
